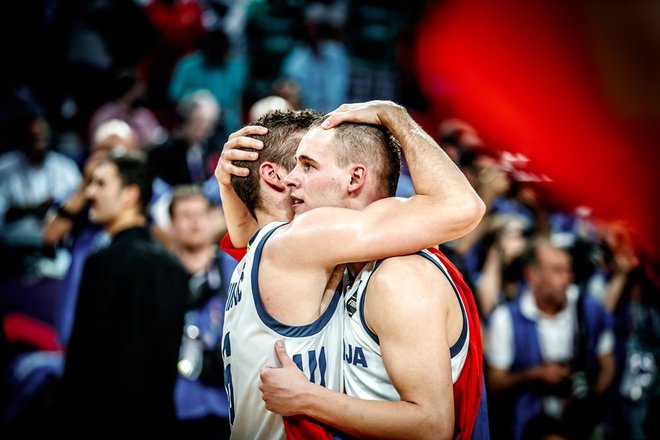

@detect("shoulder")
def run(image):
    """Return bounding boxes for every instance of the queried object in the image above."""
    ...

[579,291,613,328]
[82,246,117,277]
[267,211,336,252]
[365,255,454,339]
[367,254,453,311]
[0,151,20,174]
[488,302,514,332]
[47,151,81,172]
[372,254,451,291]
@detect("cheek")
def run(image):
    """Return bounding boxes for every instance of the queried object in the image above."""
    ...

[310,182,334,200]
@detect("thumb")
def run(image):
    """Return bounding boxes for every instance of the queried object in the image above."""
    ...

[274,340,295,367]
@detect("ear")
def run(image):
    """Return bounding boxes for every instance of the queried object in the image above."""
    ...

[122,183,142,211]
[347,164,367,195]
[523,266,536,286]
[259,162,287,193]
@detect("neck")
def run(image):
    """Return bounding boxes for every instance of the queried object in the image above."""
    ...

[176,244,214,274]
[348,262,367,279]
[106,213,146,236]
[254,200,292,227]
[535,297,566,316]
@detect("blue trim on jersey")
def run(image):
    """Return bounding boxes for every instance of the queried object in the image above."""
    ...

[246,226,265,249]
[251,224,343,337]
[358,251,468,358]
[359,261,382,344]
[418,251,468,358]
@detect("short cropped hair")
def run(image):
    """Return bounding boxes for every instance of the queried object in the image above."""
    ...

[177,89,220,124]
[105,150,153,216]
[231,109,323,218]
[317,119,401,198]
[168,184,210,218]
[522,236,571,269]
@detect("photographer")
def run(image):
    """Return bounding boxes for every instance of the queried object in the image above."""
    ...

[484,237,615,440]
[166,184,237,439]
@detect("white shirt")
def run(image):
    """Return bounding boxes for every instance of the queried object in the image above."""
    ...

[485,285,614,370]
[0,150,81,236]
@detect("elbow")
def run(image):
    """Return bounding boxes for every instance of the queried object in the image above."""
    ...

[461,194,487,234]
[473,196,487,226]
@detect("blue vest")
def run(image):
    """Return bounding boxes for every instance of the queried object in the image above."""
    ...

[506,292,611,440]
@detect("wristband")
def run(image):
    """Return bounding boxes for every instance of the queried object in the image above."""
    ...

[56,204,77,220]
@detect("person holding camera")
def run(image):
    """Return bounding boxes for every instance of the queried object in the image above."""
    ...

[484,237,615,440]
[166,184,237,439]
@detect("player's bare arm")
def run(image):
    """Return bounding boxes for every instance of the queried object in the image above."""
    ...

[215,125,265,248]
[260,256,458,439]
[276,100,485,269]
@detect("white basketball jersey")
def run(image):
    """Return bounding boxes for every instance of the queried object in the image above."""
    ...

[343,249,469,401]
[222,222,345,439]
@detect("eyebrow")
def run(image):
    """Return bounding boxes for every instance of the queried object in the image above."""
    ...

[297,154,317,165]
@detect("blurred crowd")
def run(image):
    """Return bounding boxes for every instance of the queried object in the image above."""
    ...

[0,1,657,439]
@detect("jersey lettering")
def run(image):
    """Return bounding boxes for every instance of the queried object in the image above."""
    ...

[222,331,231,357]
[222,331,235,423]
[225,271,244,311]
[344,343,368,368]
[291,347,328,387]
[224,363,235,424]
[220,223,344,438]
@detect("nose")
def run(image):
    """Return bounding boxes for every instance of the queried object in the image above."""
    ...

[84,182,97,200]
[284,166,300,188]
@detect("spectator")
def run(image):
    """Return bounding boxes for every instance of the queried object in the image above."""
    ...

[149,89,220,187]
[63,0,157,139]
[485,237,615,440]
[243,0,304,99]
[88,67,168,149]
[53,151,189,437]
[598,225,660,440]
[279,4,349,113]
[344,1,408,102]
[0,108,82,279]
[141,0,207,124]
[476,214,530,318]
[169,28,247,138]
[168,185,237,439]
[43,119,141,348]
[148,90,227,249]
[437,117,485,165]
[248,95,292,124]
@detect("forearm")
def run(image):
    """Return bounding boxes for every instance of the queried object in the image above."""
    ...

[593,354,615,394]
[219,182,258,248]
[603,272,628,312]
[382,106,485,242]
[43,189,87,245]
[209,206,228,243]
[43,215,74,245]
[487,366,534,393]
[477,246,504,317]
[300,386,451,440]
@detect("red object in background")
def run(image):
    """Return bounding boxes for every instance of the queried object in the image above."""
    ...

[414,0,660,253]
[3,312,62,352]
